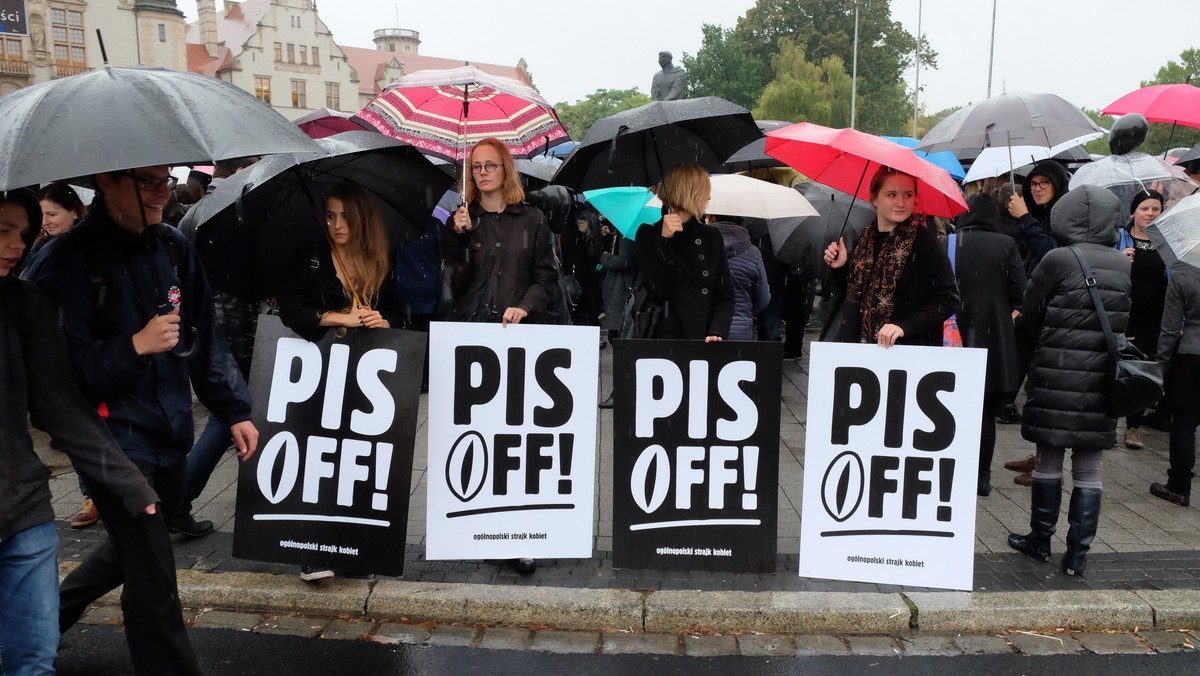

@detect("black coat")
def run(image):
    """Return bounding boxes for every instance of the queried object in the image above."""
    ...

[1021,186,1131,449]
[947,195,1026,394]
[634,218,734,340]
[276,242,405,342]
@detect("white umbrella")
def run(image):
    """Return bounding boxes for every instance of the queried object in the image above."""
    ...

[962,133,1103,184]
[647,173,818,220]
[1145,192,1200,270]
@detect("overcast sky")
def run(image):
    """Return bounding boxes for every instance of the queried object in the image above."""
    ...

[182,1,1199,117]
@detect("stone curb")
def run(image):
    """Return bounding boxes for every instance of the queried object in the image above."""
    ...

[644,591,911,634]
[906,590,1154,633]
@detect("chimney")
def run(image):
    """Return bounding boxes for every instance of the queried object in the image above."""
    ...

[198,0,219,59]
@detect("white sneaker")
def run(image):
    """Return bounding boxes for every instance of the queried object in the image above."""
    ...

[299,566,334,582]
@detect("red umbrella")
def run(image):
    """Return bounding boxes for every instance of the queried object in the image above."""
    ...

[1102,84,1200,128]
[293,107,370,139]
[764,122,967,218]
[354,65,570,163]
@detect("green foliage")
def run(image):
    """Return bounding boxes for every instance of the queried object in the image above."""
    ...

[681,24,770,109]
[554,88,651,141]
[752,39,851,126]
[1080,108,1112,155]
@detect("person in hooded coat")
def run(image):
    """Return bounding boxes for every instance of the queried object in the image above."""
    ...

[946,193,1026,496]
[1007,160,1071,276]
[1008,185,1131,578]
[710,216,770,341]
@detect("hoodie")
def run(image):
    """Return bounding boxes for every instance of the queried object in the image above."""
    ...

[1016,160,1072,274]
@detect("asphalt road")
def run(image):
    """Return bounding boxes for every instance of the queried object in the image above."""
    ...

[56,624,1200,676]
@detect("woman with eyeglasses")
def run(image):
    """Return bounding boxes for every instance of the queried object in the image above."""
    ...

[443,137,558,327]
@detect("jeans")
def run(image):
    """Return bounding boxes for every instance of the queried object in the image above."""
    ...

[60,460,200,676]
[181,416,231,515]
[0,521,59,676]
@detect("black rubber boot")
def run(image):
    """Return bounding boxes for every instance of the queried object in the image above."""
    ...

[1061,487,1102,577]
[1007,478,1061,562]
[977,471,992,497]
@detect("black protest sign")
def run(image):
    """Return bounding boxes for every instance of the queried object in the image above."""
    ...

[233,315,426,576]
[611,340,783,573]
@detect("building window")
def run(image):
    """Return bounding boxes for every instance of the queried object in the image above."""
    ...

[292,15,300,28]
[299,46,307,65]
[51,9,85,65]
[286,43,294,63]
[1,38,21,61]
[290,79,306,108]
[311,46,319,64]
[387,44,395,52]
[274,42,282,62]
[254,76,271,104]
[158,24,166,43]
[325,82,339,110]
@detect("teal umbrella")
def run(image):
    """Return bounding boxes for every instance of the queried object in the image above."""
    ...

[583,186,660,239]
[881,136,966,181]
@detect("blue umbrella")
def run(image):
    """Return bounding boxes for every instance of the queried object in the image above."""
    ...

[546,140,578,158]
[583,186,659,239]
[881,136,966,182]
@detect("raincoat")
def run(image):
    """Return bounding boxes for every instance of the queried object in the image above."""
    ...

[714,221,770,341]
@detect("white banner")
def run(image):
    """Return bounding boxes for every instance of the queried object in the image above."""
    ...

[799,342,986,591]
[426,322,600,560]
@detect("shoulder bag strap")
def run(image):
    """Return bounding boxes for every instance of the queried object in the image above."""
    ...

[1066,245,1119,359]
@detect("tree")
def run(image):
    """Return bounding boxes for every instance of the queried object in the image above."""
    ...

[554,88,651,141]
[681,24,769,109]
[752,39,851,126]
[1134,48,1200,156]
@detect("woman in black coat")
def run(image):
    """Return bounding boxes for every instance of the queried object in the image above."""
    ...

[823,166,959,347]
[633,162,734,341]
[947,193,1026,496]
[1008,185,1132,578]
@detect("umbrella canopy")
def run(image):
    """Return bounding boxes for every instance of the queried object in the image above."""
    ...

[583,186,659,239]
[191,132,453,299]
[1070,152,1196,214]
[646,173,818,220]
[915,92,1105,154]
[1145,192,1200,270]
[551,96,762,191]
[545,140,578,158]
[963,132,1103,183]
[880,136,966,181]
[293,107,371,139]
[712,119,793,174]
[0,67,320,191]
[1175,142,1200,166]
[775,182,875,274]
[355,65,570,162]
[1102,84,1200,128]
[765,122,968,218]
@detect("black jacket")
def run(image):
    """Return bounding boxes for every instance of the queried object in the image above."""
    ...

[1,277,157,541]
[947,194,1026,393]
[1015,160,1072,275]
[634,218,734,340]
[715,221,770,341]
[276,242,405,342]
[23,201,253,466]
[1021,185,1131,449]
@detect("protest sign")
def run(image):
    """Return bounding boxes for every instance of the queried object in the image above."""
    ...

[426,322,600,560]
[799,342,986,590]
[611,340,783,573]
[234,316,425,576]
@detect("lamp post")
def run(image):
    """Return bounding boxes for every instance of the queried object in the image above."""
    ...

[850,2,859,129]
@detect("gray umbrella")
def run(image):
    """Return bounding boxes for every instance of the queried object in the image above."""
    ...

[1070,152,1196,214]
[0,67,320,190]
[551,97,761,190]
[915,92,1105,154]
[775,182,874,276]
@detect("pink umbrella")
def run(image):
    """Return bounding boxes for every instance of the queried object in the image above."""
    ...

[354,66,570,163]
[292,107,370,139]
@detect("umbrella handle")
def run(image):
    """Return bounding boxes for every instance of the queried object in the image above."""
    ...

[168,326,199,361]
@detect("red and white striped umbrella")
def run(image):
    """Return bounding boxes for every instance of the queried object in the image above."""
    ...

[355,66,570,163]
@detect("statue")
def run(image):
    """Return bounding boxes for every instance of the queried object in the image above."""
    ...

[650,51,686,102]
[29,14,46,54]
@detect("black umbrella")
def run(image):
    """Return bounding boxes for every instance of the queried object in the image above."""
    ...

[550,97,762,190]
[0,67,319,190]
[191,132,453,299]
[710,119,792,174]
[775,182,875,276]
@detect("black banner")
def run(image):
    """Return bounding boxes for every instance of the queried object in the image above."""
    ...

[233,316,426,576]
[612,340,783,573]
[0,1,26,35]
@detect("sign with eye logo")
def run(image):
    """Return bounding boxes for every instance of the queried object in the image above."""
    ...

[426,322,600,560]
[799,342,986,591]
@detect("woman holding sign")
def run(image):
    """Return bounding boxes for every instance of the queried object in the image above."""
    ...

[633,162,734,342]
[823,166,959,347]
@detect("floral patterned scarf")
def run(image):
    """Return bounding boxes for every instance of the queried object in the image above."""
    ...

[845,219,918,342]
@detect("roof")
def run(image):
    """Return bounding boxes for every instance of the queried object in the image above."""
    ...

[184,0,271,77]
[339,45,531,97]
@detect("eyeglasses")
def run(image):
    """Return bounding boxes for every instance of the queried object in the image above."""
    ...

[1028,179,1053,190]
[119,172,178,192]
[470,162,500,174]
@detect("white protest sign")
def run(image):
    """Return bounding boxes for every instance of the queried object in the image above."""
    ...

[426,322,600,560]
[800,342,986,591]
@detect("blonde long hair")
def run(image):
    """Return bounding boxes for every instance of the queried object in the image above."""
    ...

[656,162,710,219]
[325,183,389,309]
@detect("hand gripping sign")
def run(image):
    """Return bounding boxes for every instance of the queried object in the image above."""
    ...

[234,316,426,576]
[800,342,986,590]
[612,340,783,573]
[426,322,600,560]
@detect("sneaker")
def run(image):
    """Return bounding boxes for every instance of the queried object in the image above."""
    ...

[1124,428,1144,450]
[1003,455,1036,473]
[1013,472,1033,487]
[1150,482,1190,506]
[299,566,335,582]
[70,499,100,528]
[170,513,214,538]
[996,403,1021,424]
